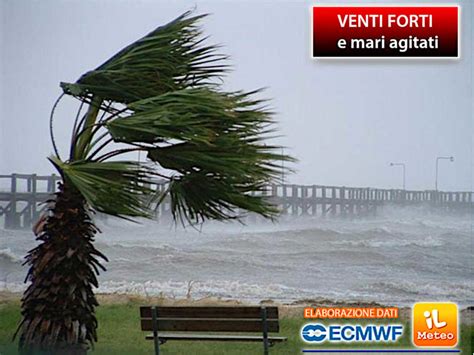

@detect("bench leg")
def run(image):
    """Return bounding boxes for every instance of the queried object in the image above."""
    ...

[261,307,269,355]
[152,306,160,355]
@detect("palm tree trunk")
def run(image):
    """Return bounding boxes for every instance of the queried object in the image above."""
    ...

[16,182,107,354]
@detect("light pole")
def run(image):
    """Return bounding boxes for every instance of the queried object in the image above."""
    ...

[390,162,406,190]
[435,156,454,191]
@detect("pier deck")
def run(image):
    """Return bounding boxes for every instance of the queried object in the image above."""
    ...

[1,174,472,229]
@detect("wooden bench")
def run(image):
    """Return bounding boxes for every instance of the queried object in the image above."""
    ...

[139,306,287,354]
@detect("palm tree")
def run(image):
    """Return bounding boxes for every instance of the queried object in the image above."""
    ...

[15,12,293,354]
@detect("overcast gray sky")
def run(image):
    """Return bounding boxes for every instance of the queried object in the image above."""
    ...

[1,0,472,191]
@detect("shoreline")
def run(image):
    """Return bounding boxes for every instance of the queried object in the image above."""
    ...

[1,291,472,323]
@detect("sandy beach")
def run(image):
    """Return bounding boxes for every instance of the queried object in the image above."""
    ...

[1,291,472,324]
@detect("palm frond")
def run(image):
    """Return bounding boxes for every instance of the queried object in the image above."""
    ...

[168,172,278,224]
[50,157,157,219]
[102,87,294,222]
[106,88,274,145]
[60,12,228,105]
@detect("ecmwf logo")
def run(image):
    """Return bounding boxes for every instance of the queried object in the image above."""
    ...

[413,302,458,347]
[301,323,403,343]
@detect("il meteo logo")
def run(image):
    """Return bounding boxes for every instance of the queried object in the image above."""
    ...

[412,302,458,347]
[301,323,403,343]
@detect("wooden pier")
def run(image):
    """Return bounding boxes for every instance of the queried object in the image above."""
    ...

[1,174,472,229]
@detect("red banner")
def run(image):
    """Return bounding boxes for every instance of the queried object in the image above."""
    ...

[312,6,459,58]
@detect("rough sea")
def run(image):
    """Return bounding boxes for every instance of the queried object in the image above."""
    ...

[1,207,472,307]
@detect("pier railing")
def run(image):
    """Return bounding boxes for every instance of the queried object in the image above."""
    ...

[0,174,472,229]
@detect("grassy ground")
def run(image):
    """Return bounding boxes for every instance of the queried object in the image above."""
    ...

[1,297,472,354]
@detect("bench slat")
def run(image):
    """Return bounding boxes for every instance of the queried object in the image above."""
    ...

[141,318,279,332]
[145,333,287,342]
[140,306,278,319]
